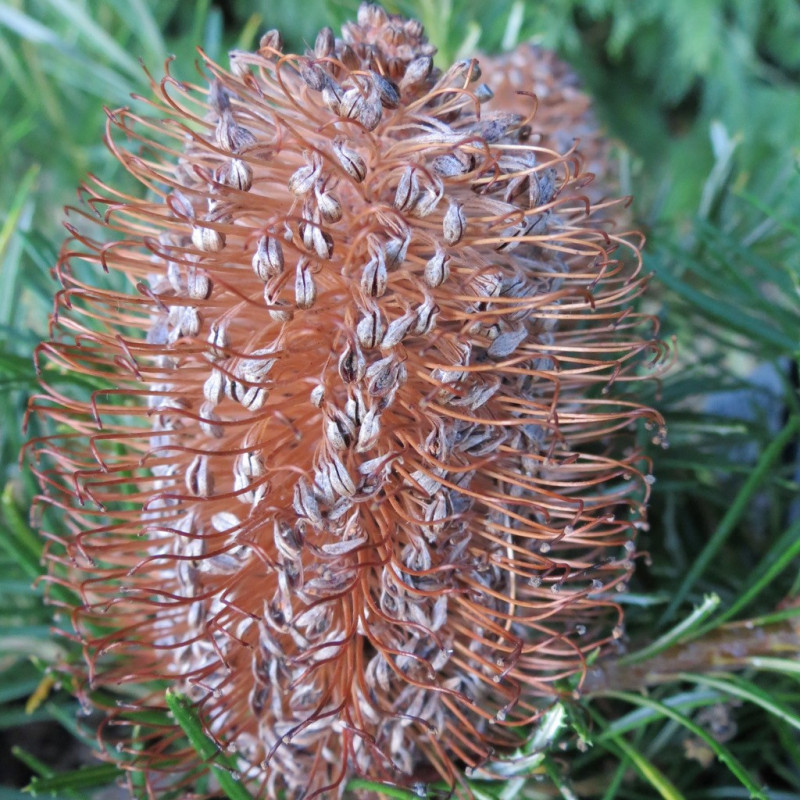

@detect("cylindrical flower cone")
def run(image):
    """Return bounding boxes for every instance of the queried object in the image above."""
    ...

[28,4,667,798]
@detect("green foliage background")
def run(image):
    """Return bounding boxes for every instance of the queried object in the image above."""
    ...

[0,1,798,798]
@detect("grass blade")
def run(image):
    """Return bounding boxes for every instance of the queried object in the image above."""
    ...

[619,594,720,665]
[701,516,800,632]
[593,690,767,799]
[165,690,254,800]
[660,416,800,624]
[681,673,800,732]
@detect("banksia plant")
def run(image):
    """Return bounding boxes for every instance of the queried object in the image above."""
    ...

[28,4,667,798]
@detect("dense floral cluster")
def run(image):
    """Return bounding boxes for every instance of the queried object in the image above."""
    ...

[30,4,666,797]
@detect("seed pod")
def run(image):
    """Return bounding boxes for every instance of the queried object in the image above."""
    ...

[259,28,282,52]
[414,296,439,335]
[380,309,416,349]
[394,166,419,212]
[238,349,278,384]
[268,299,293,323]
[332,138,367,182]
[324,409,355,450]
[227,378,245,403]
[192,225,225,252]
[487,326,528,359]
[186,269,212,301]
[338,42,359,71]
[198,401,224,439]
[208,81,231,114]
[168,190,195,221]
[400,56,433,90]
[217,158,253,191]
[315,187,342,223]
[365,354,397,397]
[432,152,472,177]
[424,248,450,288]
[299,58,329,92]
[474,83,494,103]
[312,226,334,260]
[179,306,201,337]
[442,200,466,245]
[345,388,366,425]
[358,2,387,26]
[207,321,229,358]
[339,88,364,121]
[273,520,303,561]
[289,158,321,196]
[530,168,557,208]
[215,113,256,153]
[384,235,409,269]
[371,72,400,108]
[356,94,383,131]
[186,454,214,497]
[240,385,268,411]
[411,187,440,218]
[292,477,322,526]
[356,406,381,452]
[203,369,225,405]
[360,253,387,298]
[442,59,475,86]
[356,307,384,350]
[310,385,325,408]
[252,236,284,281]
[325,453,356,498]
[338,339,366,383]
[295,258,317,309]
[321,84,343,115]
[314,27,335,59]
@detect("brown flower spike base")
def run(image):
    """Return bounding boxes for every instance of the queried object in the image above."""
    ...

[29,5,667,798]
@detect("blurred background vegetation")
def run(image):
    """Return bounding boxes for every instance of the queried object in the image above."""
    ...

[1,0,798,798]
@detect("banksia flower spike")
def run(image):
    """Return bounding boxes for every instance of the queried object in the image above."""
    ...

[29,4,667,798]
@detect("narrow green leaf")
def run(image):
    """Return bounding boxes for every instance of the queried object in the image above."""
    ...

[345,779,424,799]
[660,416,800,624]
[0,163,38,265]
[594,690,767,799]
[681,673,800,732]
[599,729,686,800]
[541,755,580,800]
[42,0,142,79]
[106,0,166,63]
[0,484,42,580]
[0,673,39,705]
[0,6,62,47]
[0,706,58,731]
[27,764,122,795]
[743,657,800,676]
[599,758,629,800]
[745,606,800,628]
[700,516,800,632]
[11,746,53,779]
[652,258,797,352]
[164,690,254,800]
[599,689,723,738]
[619,594,720,665]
